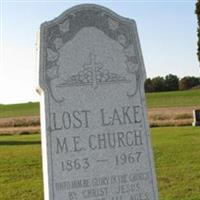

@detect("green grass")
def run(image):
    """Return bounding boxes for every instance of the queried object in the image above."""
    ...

[0,90,200,118]
[152,127,200,200]
[146,89,200,108]
[0,102,39,118]
[0,127,200,200]
[0,134,43,200]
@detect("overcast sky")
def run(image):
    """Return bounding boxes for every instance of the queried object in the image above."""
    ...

[1,0,199,104]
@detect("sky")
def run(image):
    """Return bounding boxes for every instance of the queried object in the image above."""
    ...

[1,0,200,104]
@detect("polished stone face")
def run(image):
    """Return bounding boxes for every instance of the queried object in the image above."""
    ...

[39,4,159,200]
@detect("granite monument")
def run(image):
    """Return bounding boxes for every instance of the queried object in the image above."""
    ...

[192,109,200,126]
[39,4,159,200]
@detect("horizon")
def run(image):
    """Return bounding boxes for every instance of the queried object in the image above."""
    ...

[1,0,200,104]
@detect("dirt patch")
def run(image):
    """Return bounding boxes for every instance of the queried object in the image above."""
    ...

[0,126,40,135]
[148,106,196,127]
[0,116,40,128]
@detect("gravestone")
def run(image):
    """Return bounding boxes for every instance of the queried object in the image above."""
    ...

[192,109,200,126]
[39,4,159,200]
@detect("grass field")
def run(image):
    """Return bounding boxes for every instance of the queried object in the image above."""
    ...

[0,127,200,200]
[0,90,199,118]
[0,102,39,118]
[0,134,43,200]
[152,127,200,200]
[146,89,200,108]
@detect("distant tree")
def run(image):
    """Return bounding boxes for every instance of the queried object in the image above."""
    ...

[189,76,200,87]
[151,76,165,92]
[144,78,154,92]
[196,0,200,62]
[179,77,189,90]
[165,74,179,91]
[179,76,200,90]
[145,75,200,92]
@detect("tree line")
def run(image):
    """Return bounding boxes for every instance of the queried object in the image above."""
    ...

[145,74,200,92]
[196,0,200,62]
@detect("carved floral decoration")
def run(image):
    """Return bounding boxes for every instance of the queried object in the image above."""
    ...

[45,11,140,102]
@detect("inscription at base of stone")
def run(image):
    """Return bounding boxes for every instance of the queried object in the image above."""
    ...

[39,4,159,200]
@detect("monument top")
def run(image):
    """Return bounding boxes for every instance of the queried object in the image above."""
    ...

[39,4,145,92]
[40,4,136,28]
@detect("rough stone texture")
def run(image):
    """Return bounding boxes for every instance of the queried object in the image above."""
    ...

[39,4,159,200]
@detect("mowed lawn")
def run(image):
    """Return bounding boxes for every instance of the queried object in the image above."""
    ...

[0,134,43,200]
[0,102,39,118]
[0,127,200,200]
[152,127,200,200]
[146,89,200,108]
[0,90,200,118]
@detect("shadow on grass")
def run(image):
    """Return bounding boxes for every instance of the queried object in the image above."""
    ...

[0,141,41,145]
